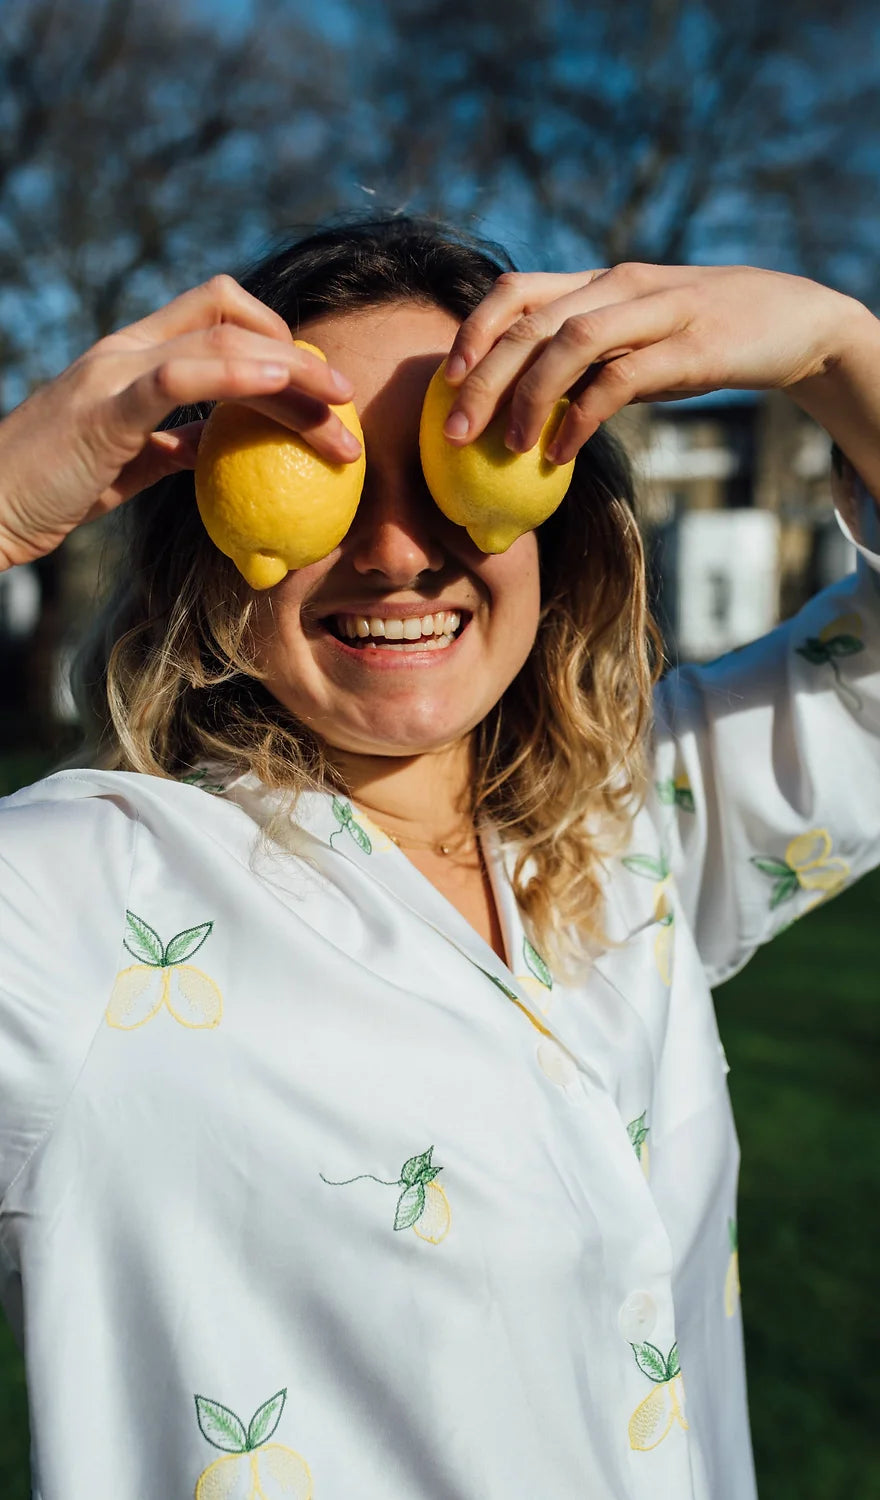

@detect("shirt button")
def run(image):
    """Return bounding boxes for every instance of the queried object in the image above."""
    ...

[617,1291,658,1342]
[536,1038,577,1087]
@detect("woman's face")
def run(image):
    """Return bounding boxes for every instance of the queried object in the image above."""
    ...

[252,301,541,761]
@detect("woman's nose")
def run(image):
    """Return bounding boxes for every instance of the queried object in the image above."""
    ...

[346,476,446,583]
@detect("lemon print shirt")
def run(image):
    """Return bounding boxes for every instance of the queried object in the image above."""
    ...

[2,473,879,1500]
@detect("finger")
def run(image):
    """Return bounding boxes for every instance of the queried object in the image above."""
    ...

[444,270,606,383]
[113,321,355,410]
[97,431,205,509]
[506,290,689,452]
[113,274,296,353]
[114,358,362,464]
[444,285,684,445]
[547,338,706,462]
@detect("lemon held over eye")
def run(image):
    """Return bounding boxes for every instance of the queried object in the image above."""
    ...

[194,340,366,590]
[419,362,576,553]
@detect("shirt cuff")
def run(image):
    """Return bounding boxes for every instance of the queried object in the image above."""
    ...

[832,457,880,575]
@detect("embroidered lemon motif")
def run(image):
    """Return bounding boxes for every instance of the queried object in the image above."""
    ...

[329,797,372,852]
[796,611,864,711]
[656,774,695,813]
[724,1217,741,1317]
[106,911,223,1030]
[628,1343,687,1451]
[627,1111,651,1179]
[194,1387,311,1499]
[750,827,850,912]
[321,1145,451,1243]
[513,936,554,1012]
[622,853,674,985]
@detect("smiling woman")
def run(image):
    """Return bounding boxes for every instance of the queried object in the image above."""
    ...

[2,214,880,1500]
[69,225,653,969]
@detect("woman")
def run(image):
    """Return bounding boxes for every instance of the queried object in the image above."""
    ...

[1,216,878,1500]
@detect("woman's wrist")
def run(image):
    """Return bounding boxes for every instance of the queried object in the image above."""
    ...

[787,295,880,496]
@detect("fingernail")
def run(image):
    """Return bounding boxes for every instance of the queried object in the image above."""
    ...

[444,409,470,440]
[545,443,562,464]
[340,430,362,456]
[445,353,467,382]
[505,423,524,453]
[329,367,354,397]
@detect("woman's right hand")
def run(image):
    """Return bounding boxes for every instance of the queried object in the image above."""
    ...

[0,276,363,571]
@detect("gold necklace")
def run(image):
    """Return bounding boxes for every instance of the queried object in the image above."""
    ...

[373,820,484,863]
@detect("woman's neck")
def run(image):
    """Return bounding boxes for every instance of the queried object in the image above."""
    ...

[326,738,476,847]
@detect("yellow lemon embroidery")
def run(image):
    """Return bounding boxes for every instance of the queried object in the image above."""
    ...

[622,853,675,986]
[796,612,864,711]
[349,808,397,854]
[751,827,850,914]
[626,1111,651,1180]
[194,1387,311,1500]
[724,1217,741,1318]
[106,910,223,1030]
[321,1145,451,1244]
[628,1342,688,1451]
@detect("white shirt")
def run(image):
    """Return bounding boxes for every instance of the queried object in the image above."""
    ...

[2,496,879,1500]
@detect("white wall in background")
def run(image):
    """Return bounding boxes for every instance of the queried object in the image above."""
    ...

[676,510,780,661]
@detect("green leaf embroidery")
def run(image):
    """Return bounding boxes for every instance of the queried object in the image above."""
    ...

[330,798,372,853]
[627,1112,650,1159]
[123,910,164,966]
[826,634,864,658]
[623,853,669,881]
[394,1183,426,1230]
[163,921,213,966]
[246,1388,287,1450]
[479,967,519,1001]
[728,1217,738,1253]
[795,639,828,665]
[181,768,226,795]
[750,856,792,878]
[631,1342,669,1383]
[666,1343,681,1379]
[400,1147,436,1187]
[332,797,352,827]
[656,778,676,806]
[675,786,696,813]
[194,1395,248,1453]
[523,937,552,989]
[769,871,800,909]
[347,818,372,854]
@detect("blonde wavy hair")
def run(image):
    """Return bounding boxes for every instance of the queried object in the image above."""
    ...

[70,214,661,974]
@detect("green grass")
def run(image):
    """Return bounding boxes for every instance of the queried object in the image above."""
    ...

[1,753,877,1496]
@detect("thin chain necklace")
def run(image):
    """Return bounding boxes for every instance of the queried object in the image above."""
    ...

[372,819,487,867]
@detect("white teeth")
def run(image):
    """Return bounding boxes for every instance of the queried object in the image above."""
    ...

[333,610,464,643]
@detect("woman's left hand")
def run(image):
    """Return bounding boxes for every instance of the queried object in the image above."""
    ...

[441,263,875,466]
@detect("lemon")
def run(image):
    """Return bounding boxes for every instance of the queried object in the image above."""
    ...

[413,1179,452,1244]
[419,361,575,552]
[195,1443,312,1499]
[628,1374,687,1451]
[195,340,366,589]
[106,963,223,1030]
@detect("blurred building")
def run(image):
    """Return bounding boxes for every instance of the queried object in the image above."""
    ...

[628,391,856,662]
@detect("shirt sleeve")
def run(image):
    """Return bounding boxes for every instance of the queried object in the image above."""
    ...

[0,782,139,1203]
[653,460,880,987]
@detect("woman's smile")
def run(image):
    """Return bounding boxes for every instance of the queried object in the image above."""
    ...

[252,301,541,759]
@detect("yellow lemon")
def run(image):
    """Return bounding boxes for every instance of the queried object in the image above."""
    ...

[106,963,222,1030]
[419,362,575,552]
[628,1374,687,1451]
[195,340,366,589]
[413,1179,452,1244]
[724,1250,741,1318]
[195,1443,312,1500]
